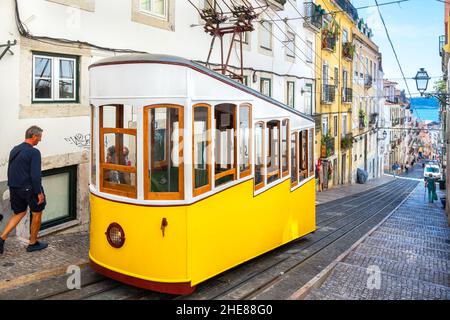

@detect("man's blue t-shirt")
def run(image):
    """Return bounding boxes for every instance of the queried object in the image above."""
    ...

[7,142,43,195]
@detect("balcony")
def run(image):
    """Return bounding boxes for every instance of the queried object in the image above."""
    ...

[267,0,286,11]
[334,0,359,22]
[369,113,378,126]
[322,32,337,51]
[364,74,373,88]
[321,84,336,103]
[342,42,355,61]
[342,87,353,103]
[304,2,323,32]
[359,110,367,129]
[359,116,366,129]
[341,133,353,150]
[321,134,335,158]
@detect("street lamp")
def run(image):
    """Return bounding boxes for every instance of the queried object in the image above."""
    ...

[414,68,450,106]
[414,68,431,96]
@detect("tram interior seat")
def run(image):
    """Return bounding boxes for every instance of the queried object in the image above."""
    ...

[150,167,179,192]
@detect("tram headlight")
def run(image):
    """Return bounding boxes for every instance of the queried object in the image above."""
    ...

[105,223,125,248]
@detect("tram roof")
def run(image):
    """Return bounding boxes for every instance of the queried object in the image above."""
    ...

[89,54,314,122]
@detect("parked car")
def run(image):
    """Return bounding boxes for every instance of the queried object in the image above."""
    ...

[423,164,442,180]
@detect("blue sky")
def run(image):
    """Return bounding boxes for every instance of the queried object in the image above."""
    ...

[352,0,443,95]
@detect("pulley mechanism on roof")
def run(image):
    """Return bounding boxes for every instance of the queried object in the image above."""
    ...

[0,40,17,61]
[188,0,267,83]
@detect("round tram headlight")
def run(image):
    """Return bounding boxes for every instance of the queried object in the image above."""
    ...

[105,223,125,248]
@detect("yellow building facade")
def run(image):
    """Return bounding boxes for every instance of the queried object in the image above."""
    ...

[311,0,382,188]
[314,0,357,189]
[351,24,382,182]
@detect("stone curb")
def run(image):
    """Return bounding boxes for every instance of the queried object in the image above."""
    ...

[0,259,89,292]
[288,183,419,300]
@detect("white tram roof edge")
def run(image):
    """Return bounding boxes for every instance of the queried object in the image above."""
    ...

[89,53,315,124]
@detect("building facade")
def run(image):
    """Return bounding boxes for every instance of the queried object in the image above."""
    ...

[350,18,382,183]
[313,0,382,189]
[382,80,412,172]
[0,0,319,237]
[440,1,450,224]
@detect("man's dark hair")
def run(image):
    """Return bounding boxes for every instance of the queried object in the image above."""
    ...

[25,126,43,139]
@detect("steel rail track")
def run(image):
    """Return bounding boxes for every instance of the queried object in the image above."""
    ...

[38,179,418,300]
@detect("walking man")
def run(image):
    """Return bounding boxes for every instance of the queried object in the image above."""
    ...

[392,162,398,178]
[425,173,437,204]
[0,126,48,254]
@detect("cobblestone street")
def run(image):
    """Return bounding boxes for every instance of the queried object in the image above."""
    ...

[0,232,89,292]
[304,183,450,300]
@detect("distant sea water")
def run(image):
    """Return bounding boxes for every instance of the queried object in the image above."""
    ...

[410,97,440,123]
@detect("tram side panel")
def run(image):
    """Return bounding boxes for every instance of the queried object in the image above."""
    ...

[186,178,316,287]
[89,194,190,284]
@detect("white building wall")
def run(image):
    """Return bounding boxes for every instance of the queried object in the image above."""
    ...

[0,0,317,236]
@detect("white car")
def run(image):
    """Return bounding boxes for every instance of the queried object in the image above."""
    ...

[424,165,442,180]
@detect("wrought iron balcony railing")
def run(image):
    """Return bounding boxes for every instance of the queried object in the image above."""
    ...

[342,87,353,103]
[321,84,336,103]
[369,113,378,125]
[334,0,359,22]
[304,2,322,32]
[359,116,367,129]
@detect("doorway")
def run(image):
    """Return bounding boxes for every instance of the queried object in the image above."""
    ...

[341,154,346,184]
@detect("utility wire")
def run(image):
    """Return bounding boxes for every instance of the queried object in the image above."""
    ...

[262,0,413,22]
[373,0,425,123]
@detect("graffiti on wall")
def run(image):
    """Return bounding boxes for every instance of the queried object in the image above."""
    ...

[65,134,90,149]
[0,158,8,168]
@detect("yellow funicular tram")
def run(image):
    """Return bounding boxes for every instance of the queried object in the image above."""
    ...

[89,54,316,295]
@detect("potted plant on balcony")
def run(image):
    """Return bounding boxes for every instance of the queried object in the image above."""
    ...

[359,109,368,128]
[321,21,339,51]
[342,42,355,60]
[341,134,353,150]
[321,132,334,158]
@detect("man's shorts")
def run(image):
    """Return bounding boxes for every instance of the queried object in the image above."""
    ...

[9,187,46,214]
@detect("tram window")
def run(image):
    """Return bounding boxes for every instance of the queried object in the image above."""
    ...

[104,134,136,167]
[266,120,280,184]
[91,105,96,187]
[193,105,211,196]
[102,105,137,129]
[103,133,136,185]
[308,129,314,177]
[299,130,308,181]
[145,106,184,200]
[99,105,137,198]
[239,104,252,178]
[290,132,298,187]
[254,122,265,190]
[281,119,289,177]
[214,104,236,187]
